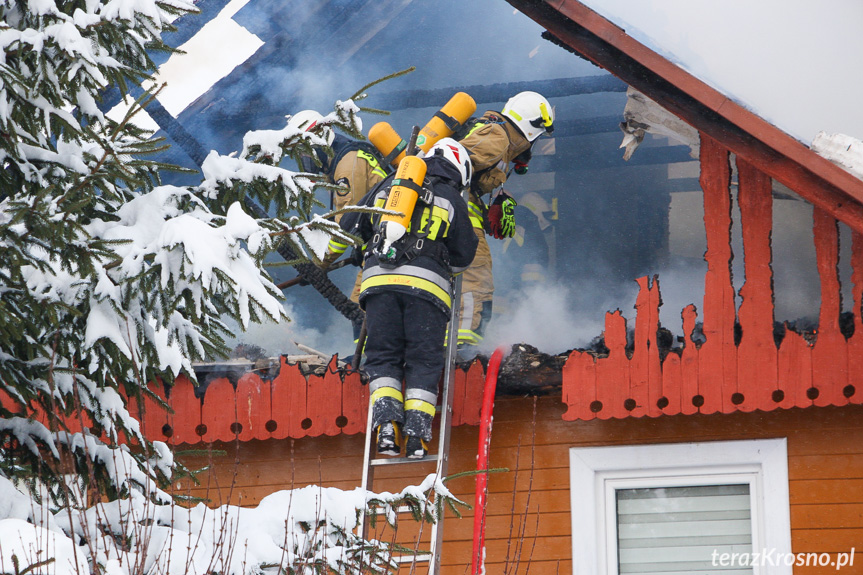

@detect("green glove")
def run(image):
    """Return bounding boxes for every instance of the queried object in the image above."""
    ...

[488,192,517,239]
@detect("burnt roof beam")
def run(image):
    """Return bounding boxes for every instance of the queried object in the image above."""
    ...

[365,74,626,110]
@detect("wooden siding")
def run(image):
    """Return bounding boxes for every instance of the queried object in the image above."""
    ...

[562,136,863,421]
[174,399,863,575]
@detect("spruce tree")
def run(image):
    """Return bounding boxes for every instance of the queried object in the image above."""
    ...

[0,0,365,508]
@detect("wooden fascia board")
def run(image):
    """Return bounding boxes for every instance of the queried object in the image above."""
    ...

[508,0,863,234]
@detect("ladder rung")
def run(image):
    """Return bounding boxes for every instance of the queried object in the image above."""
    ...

[370,454,439,466]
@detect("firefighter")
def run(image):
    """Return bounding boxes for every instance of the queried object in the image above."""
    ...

[326,138,478,459]
[288,110,388,330]
[287,110,388,221]
[455,91,555,349]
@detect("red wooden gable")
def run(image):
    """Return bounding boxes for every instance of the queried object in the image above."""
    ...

[497,0,863,421]
[562,135,863,420]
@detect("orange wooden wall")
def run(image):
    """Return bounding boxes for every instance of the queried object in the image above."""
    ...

[174,399,863,575]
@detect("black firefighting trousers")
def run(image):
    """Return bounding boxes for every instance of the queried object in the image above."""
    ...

[364,291,449,441]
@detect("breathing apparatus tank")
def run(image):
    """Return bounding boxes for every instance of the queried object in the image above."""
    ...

[378,154,427,261]
[415,91,477,153]
[369,121,408,167]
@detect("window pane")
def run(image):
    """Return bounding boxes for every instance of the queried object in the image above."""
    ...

[616,484,753,574]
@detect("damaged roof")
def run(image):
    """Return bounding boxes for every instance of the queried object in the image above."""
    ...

[505,0,863,233]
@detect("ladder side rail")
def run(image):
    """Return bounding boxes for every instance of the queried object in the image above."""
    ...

[359,398,376,539]
[428,272,463,575]
[358,397,376,573]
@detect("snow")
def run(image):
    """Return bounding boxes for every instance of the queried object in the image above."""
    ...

[1,474,454,575]
[580,0,863,143]
[200,151,309,197]
[147,0,262,116]
[811,132,863,181]
[107,0,260,125]
[0,518,90,575]
[0,476,59,531]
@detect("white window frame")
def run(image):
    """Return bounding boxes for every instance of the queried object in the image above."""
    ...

[570,438,792,575]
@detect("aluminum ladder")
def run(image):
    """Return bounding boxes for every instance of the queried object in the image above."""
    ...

[358,275,463,575]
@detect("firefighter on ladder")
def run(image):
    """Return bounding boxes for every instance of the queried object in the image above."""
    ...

[455,91,555,351]
[325,138,478,458]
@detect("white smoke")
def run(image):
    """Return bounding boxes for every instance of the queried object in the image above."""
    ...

[224,301,355,360]
[481,281,633,355]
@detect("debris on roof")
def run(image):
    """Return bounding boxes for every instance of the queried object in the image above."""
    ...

[619,87,699,160]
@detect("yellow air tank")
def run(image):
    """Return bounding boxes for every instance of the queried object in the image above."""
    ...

[415,92,477,153]
[369,122,408,167]
[379,155,427,256]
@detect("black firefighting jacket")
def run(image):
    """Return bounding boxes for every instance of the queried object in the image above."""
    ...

[329,156,478,314]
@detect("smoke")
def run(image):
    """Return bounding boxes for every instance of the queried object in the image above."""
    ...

[224,301,356,361]
[481,281,623,355]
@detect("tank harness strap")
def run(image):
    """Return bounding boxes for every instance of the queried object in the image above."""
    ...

[391,177,425,196]
[409,178,438,239]
[382,139,407,167]
[434,110,462,132]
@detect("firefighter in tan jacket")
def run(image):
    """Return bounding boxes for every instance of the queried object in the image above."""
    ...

[288,110,388,221]
[456,91,554,347]
[288,110,388,311]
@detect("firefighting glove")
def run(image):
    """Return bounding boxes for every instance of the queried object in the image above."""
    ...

[487,192,517,239]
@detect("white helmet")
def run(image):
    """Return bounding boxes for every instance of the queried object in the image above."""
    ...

[427,137,473,187]
[501,91,554,142]
[286,110,335,146]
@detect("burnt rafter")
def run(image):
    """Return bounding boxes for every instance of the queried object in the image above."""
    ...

[505,0,863,235]
[365,74,626,110]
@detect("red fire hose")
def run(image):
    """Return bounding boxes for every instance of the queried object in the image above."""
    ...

[471,346,506,575]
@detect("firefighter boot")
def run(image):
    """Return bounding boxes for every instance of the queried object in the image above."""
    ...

[404,407,434,459]
[377,421,402,456]
[405,435,429,459]
[370,379,405,455]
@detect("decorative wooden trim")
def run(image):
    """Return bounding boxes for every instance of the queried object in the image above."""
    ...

[561,138,863,420]
[113,359,486,445]
[736,157,777,411]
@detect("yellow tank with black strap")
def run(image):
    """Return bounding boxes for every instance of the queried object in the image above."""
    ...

[379,155,427,259]
[369,121,408,167]
[416,92,477,153]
